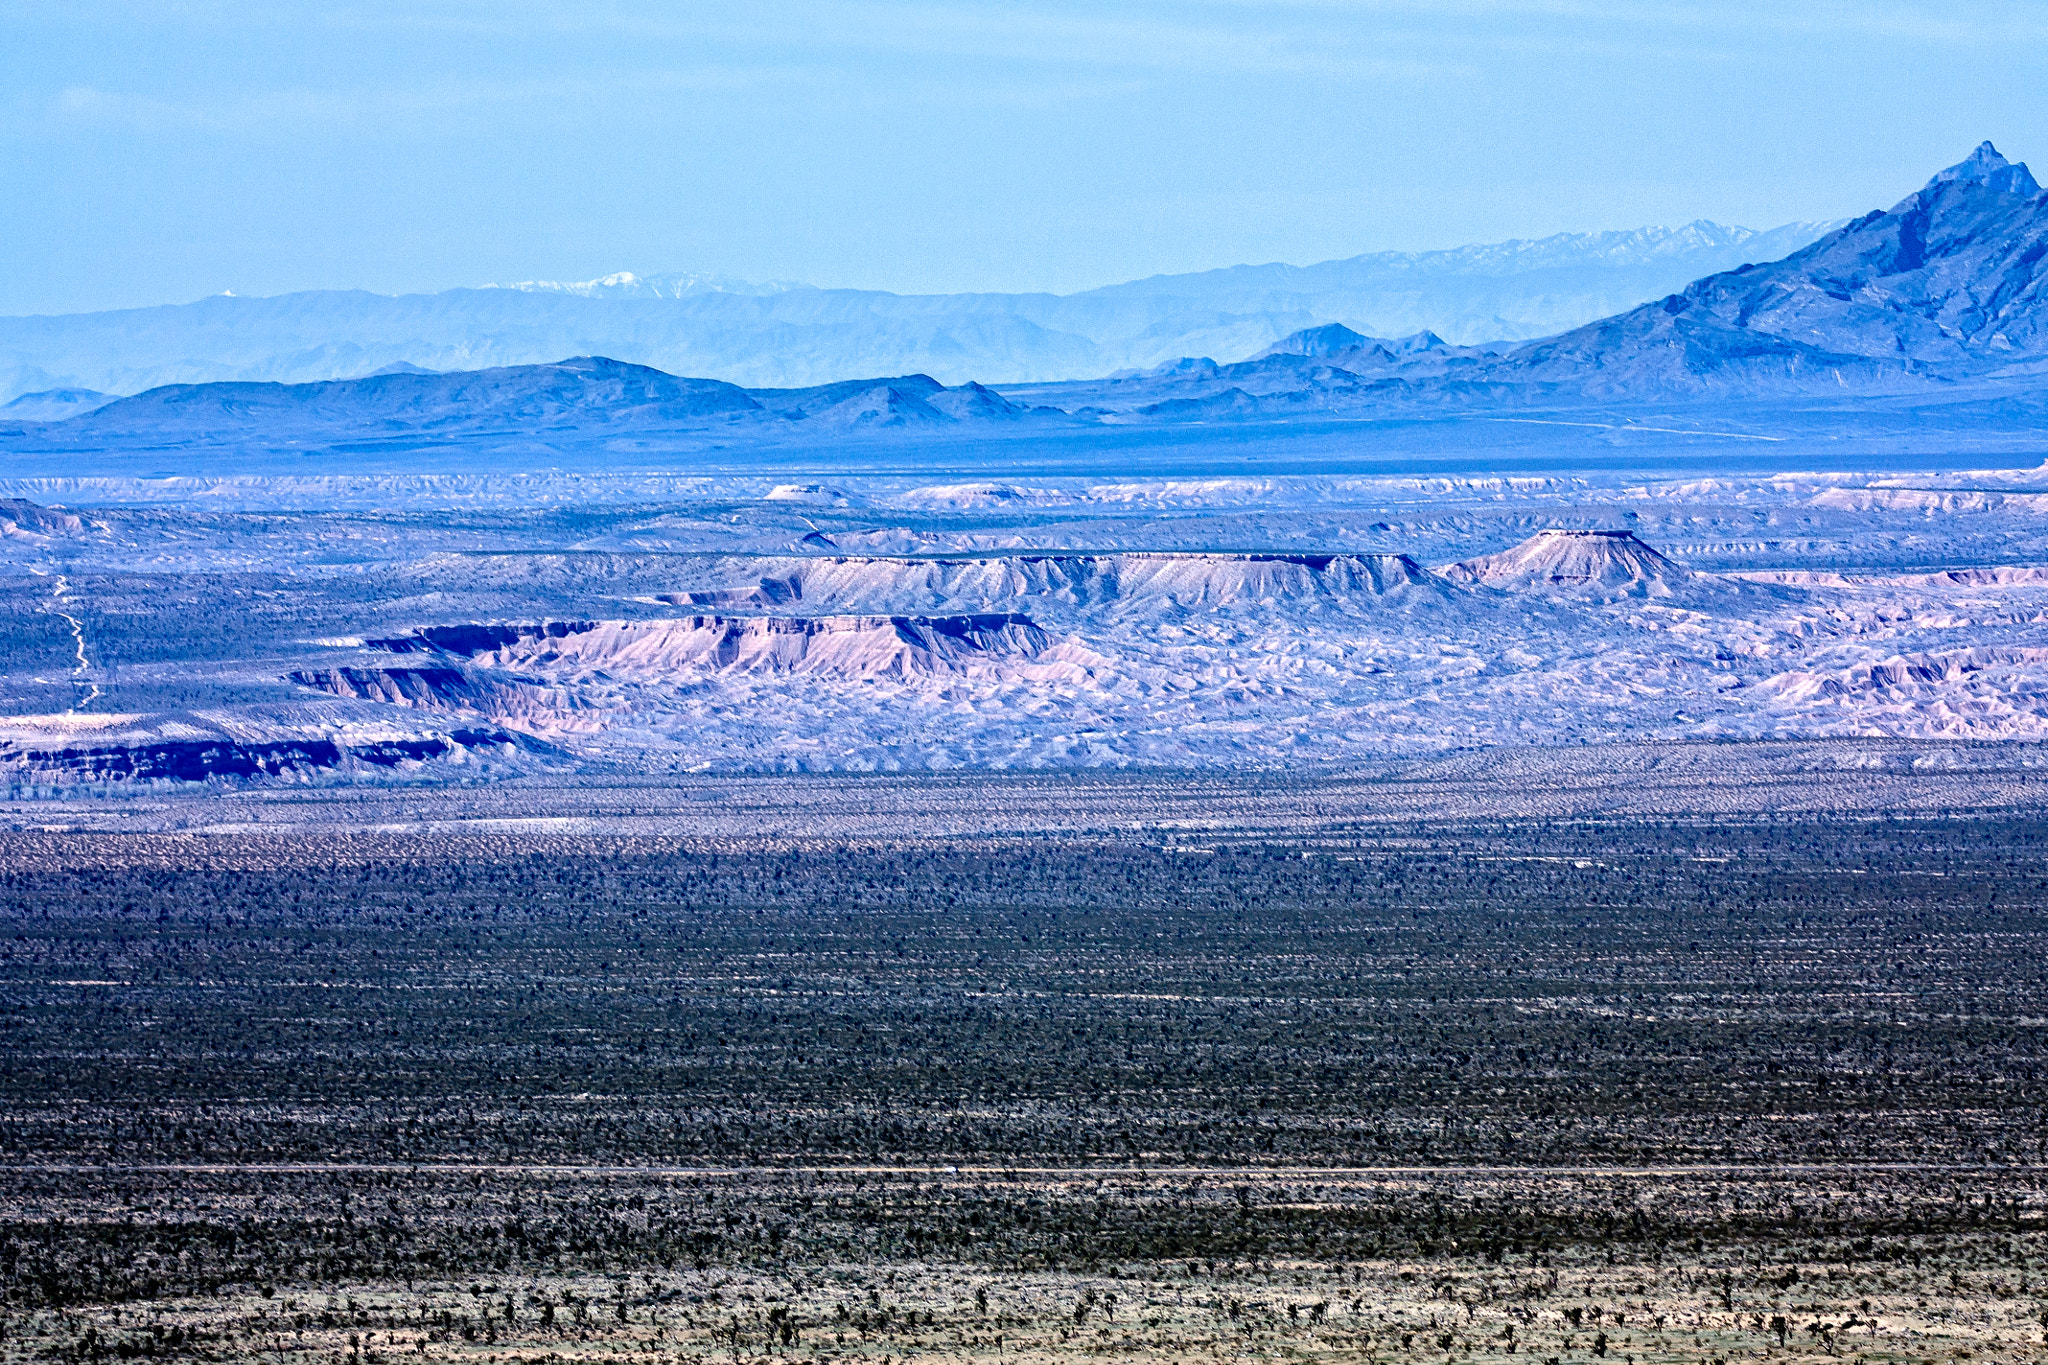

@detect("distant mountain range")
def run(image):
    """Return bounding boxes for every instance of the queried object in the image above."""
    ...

[1010,143,2048,415]
[24,357,1050,445]
[1494,142,2048,395]
[3,144,2040,455]
[0,220,1835,403]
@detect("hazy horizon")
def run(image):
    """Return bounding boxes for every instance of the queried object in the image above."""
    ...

[4,213,1852,318]
[5,2,2044,316]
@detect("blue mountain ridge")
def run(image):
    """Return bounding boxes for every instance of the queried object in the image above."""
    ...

[2,145,2040,454]
[1491,142,2048,396]
[1017,143,2048,416]
[3,359,1063,445]
[54,356,761,439]
[0,222,1839,400]
[0,387,114,422]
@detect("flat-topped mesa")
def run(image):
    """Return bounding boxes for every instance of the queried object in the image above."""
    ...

[0,712,525,781]
[1443,528,1690,596]
[352,613,1077,683]
[759,551,1441,613]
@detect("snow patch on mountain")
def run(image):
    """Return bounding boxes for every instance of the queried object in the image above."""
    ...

[484,271,809,299]
[0,220,1842,398]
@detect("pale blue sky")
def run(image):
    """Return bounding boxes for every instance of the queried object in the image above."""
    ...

[3,1,2043,315]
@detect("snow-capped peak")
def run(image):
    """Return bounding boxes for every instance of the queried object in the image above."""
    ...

[482,271,808,299]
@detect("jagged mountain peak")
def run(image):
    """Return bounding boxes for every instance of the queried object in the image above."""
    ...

[1922,141,2040,198]
[1494,142,2048,393]
[1253,324,1450,364]
[1390,329,1448,355]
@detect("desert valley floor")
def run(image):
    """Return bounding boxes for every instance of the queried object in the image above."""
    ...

[8,456,2048,1365]
[4,815,2047,1365]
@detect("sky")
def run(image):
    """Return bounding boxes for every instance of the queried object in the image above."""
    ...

[2,1,2045,317]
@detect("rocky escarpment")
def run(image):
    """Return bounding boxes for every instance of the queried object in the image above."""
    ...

[363,621,600,656]
[652,575,803,609]
[695,552,1445,616]
[286,664,601,734]
[292,613,1087,742]
[0,497,86,539]
[0,726,523,782]
[364,613,1070,681]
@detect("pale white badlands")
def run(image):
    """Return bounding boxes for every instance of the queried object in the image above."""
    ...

[315,533,2048,770]
[8,468,2048,778]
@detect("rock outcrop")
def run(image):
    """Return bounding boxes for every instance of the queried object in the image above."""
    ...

[1445,529,1688,595]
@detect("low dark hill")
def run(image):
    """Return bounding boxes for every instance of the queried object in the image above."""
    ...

[746,372,946,418]
[8,359,1064,449]
[45,356,763,439]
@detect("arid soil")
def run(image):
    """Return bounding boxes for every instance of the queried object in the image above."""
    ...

[4,1186,2044,1365]
[4,814,2048,1360]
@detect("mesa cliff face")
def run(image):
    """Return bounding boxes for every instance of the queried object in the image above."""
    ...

[748,553,1442,615]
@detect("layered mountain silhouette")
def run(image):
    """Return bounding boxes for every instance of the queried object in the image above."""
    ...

[0,221,1839,401]
[1492,142,2048,395]
[3,145,2041,451]
[0,387,114,422]
[1252,324,1460,362]
[18,357,1055,444]
[1049,143,2048,410]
